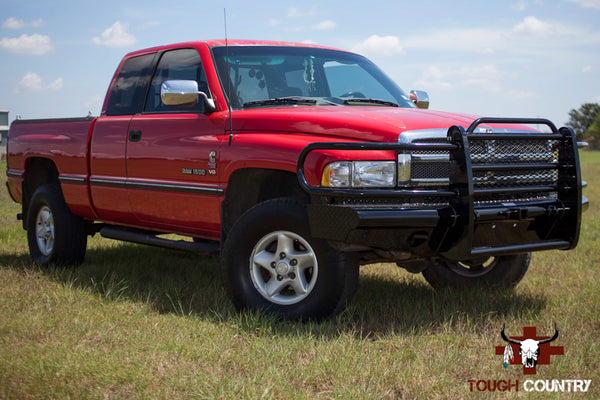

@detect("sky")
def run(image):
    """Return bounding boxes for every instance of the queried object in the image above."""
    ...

[1,0,599,127]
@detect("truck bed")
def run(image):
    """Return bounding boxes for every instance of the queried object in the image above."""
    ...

[6,116,96,216]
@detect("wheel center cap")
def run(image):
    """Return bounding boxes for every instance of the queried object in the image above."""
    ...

[276,261,290,276]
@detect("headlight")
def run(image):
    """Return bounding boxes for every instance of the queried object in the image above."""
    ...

[321,160,396,188]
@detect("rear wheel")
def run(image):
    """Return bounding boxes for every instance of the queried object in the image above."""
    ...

[221,198,359,321]
[26,184,87,266]
[421,253,530,290]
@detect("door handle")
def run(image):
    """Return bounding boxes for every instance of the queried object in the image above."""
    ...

[129,130,142,142]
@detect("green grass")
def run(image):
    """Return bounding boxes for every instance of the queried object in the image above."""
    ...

[1,154,599,399]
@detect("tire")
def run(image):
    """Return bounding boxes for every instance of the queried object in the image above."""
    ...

[221,198,359,321]
[26,184,87,266]
[421,253,531,290]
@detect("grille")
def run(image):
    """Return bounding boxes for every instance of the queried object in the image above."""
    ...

[472,169,558,187]
[412,161,451,179]
[408,136,560,205]
[338,196,450,209]
[469,137,558,204]
[474,192,557,205]
[411,138,450,185]
[469,138,558,163]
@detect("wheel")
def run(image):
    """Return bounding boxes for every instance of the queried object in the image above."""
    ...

[421,253,530,290]
[221,198,359,321]
[26,184,87,266]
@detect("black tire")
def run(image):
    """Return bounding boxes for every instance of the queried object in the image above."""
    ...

[221,198,359,321]
[26,184,87,266]
[421,253,531,290]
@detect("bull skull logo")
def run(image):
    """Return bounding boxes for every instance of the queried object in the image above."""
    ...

[501,324,559,369]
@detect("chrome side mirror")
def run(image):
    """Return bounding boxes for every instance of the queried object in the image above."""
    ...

[410,90,430,109]
[160,80,216,113]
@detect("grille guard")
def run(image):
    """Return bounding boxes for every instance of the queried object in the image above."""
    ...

[296,118,583,260]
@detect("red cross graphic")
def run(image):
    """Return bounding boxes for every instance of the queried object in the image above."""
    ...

[495,326,564,375]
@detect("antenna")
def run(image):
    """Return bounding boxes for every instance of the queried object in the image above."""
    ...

[224,9,234,145]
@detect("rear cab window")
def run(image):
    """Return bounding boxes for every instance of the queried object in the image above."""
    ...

[105,53,156,116]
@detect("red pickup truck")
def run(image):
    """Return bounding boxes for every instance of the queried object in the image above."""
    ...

[6,40,587,320]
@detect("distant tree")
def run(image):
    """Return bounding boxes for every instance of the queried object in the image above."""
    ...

[567,103,600,140]
[586,112,600,150]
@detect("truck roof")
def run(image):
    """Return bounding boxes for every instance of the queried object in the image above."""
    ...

[123,39,344,58]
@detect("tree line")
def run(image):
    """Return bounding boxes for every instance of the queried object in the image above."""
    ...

[567,103,600,150]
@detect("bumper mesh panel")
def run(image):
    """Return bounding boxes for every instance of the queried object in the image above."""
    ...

[410,136,560,205]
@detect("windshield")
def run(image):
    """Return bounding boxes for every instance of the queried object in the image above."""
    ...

[211,45,416,110]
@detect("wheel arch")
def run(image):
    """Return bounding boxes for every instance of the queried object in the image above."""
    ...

[21,157,60,228]
[221,168,309,239]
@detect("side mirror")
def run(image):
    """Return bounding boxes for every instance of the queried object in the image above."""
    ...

[160,80,216,113]
[410,90,430,109]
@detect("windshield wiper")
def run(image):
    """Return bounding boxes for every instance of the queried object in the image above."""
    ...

[343,98,399,107]
[243,97,317,108]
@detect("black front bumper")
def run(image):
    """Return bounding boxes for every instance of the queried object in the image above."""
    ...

[297,118,583,261]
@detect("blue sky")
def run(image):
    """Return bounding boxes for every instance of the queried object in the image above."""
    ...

[1,0,599,126]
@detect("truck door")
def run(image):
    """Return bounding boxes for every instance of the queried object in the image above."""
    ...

[89,53,156,224]
[126,48,224,237]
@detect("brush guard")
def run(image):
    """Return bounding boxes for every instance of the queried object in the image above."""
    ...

[297,118,583,261]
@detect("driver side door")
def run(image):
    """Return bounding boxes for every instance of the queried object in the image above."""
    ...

[126,48,224,237]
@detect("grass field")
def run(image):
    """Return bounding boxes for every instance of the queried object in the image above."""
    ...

[1,154,599,399]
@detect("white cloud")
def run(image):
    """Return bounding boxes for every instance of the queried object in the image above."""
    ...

[3,17,25,29]
[267,19,282,26]
[414,66,452,89]
[311,20,336,30]
[19,72,43,91]
[287,6,318,18]
[512,2,527,11]
[2,17,44,29]
[583,65,593,72]
[508,89,537,98]
[17,72,63,92]
[403,27,504,53]
[567,0,600,9]
[47,77,63,91]
[414,64,508,92]
[459,65,504,92]
[512,16,554,37]
[287,6,301,18]
[92,21,136,48]
[400,16,591,56]
[0,33,53,55]
[352,35,405,56]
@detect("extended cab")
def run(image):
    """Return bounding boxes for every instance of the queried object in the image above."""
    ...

[6,40,588,320]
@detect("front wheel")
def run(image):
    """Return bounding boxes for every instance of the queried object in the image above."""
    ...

[221,198,358,321]
[421,253,531,290]
[26,184,87,266]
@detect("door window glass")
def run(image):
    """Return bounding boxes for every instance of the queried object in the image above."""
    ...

[145,48,209,113]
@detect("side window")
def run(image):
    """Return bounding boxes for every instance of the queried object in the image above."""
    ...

[105,54,155,116]
[145,48,209,113]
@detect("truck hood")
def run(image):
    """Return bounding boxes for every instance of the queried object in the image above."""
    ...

[231,106,481,142]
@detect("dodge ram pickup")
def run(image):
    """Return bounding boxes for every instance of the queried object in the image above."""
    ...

[6,40,588,320]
